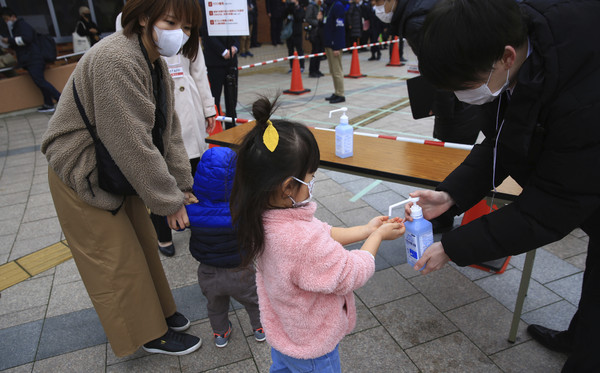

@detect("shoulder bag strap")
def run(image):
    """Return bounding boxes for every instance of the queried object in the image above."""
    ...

[72,79,100,144]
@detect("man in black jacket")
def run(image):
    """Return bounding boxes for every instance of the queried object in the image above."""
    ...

[405,1,600,372]
[1,8,60,113]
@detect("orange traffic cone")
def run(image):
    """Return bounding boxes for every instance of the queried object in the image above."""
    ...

[387,36,404,67]
[283,52,310,95]
[345,42,366,79]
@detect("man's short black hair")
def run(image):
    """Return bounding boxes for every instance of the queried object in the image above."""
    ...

[418,0,528,91]
[1,8,16,18]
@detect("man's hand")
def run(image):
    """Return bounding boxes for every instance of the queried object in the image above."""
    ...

[414,242,450,274]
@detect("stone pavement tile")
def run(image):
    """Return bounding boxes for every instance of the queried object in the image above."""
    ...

[246,334,272,373]
[29,181,50,196]
[323,170,364,184]
[352,296,381,333]
[382,182,419,199]
[0,304,46,330]
[107,352,180,373]
[408,266,488,312]
[106,342,149,366]
[335,205,381,227]
[318,191,368,215]
[362,190,405,216]
[314,204,343,227]
[0,276,52,316]
[543,233,588,259]
[9,232,63,261]
[445,297,530,354]
[46,280,93,318]
[0,191,29,207]
[0,181,31,195]
[25,193,54,208]
[22,203,58,223]
[0,203,26,222]
[15,217,62,242]
[313,179,348,199]
[204,359,259,373]
[395,262,421,279]
[521,300,577,332]
[0,218,20,236]
[344,241,394,271]
[448,261,496,281]
[0,234,15,262]
[370,293,457,349]
[179,318,253,372]
[570,228,587,239]
[343,178,389,196]
[0,171,33,186]
[490,340,568,373]
[510,249,581,284]
[162,253,200,289]
[376,238,408,268]
[172,284,209,323]
[53,259,81,286]
[32,344,106,373]
[0,363,33,373]
[37,307,107,360]
[405,332,501,373]
[564,253,586,271]
[0,320,43,371]
[475,268,561,313]
[354,267,418,308]
[545,272,583,306]
[340,326,418,372]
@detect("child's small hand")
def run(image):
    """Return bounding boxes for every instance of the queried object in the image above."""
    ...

[184,191,199,205]
[366,216,388,232]
[376,219,405,240]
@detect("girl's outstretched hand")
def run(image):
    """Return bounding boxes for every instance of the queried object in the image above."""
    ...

[376,218,405,240]
[366,215,388,232]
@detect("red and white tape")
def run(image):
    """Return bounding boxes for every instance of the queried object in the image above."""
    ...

[213,116,473,151]
[238,39,400,71]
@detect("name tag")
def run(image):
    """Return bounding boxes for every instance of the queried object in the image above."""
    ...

[169,66,185,79]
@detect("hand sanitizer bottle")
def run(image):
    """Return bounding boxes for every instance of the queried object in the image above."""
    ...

[403,199,433,269]
[329,107,353,158]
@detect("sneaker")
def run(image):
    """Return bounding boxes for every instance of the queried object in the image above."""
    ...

[287,69,292,74]
[239,52,247,57]
[254,327,266,342]
[166,311,190,332]
[142,329,202,356]
[38,105,55,113]
[214,322,232,348]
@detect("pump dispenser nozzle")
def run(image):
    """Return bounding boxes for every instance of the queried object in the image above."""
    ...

[329,107,348,118]
[388,197,419,218]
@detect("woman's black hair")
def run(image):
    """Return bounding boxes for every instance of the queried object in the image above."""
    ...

[230,94,320,267]
[418,0,528,91]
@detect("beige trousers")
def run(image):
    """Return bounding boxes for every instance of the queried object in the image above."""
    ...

[325,47,344,97]
[48,167,176,356]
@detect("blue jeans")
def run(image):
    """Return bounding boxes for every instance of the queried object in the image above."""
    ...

[270,345,341,373]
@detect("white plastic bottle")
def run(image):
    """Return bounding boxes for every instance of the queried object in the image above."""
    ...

[404,201,434,269]
[329,107,353,158]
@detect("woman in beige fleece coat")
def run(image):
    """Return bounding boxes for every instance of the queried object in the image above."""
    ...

[41,0,204,357]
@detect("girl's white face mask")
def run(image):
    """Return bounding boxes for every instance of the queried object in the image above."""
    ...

[454,68,510,105]
[153,26,189,57]
[374,4,393,23]
[288,176,315,208]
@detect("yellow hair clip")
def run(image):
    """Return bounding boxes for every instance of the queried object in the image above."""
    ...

[262,120,279,152]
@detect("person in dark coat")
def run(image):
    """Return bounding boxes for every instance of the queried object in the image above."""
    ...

[283,0,306,71]
[345,0,362,47]
[199,1,240,129]
[322,0,346,103]
[186,147,265,348]
[76,6,101,47]
[404,1,600,372]
[1,8,61,112]
[364,0,382,60]
[266,0,284,45]
[305,0,324,77]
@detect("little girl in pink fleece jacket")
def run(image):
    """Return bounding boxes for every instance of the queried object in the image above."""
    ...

[230,95,405,372]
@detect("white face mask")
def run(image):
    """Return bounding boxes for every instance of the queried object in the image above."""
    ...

[6,20,14,29]
[454,68,510,105]
[288,176,315,208]
[153,26,189,57]
[374,4,393,23]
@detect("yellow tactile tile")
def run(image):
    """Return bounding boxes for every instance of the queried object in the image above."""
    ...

[16,242,72,277]
[0,261,31,292]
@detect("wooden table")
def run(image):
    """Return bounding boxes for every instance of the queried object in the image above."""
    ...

[206,121,530,343]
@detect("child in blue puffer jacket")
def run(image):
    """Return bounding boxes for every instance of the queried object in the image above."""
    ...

[186,147,264,348]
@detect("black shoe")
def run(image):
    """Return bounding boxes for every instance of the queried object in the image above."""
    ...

[309,72,324,78]
[166,311,190,332]
[329,95,345,104]
[158,243,175,257]
[38,105,55,113]
[401,57,408,62]
[368,55,377,61]
[527,324,573,353]
[143,329,202,356]
[325,94,337,101]
[250,43,261,48]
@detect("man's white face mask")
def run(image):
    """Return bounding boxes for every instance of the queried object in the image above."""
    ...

[454,68,510,105]
[374,4,393,23]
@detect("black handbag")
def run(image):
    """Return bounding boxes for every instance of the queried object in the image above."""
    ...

[72,79,137,196]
